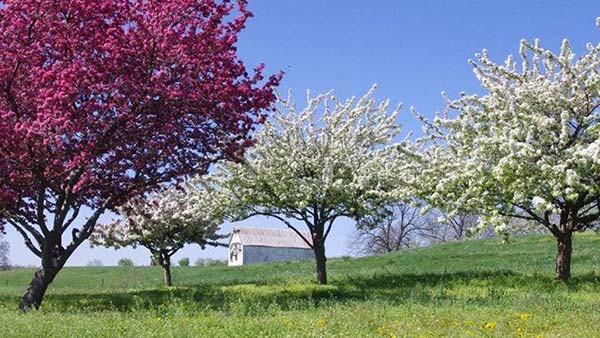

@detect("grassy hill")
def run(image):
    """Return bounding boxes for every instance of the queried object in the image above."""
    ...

[1,233,599,337]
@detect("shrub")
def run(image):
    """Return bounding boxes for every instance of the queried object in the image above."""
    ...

[178,258,190,267]
[194,258,225,267]
[86,259,103,267]
[117,258,134,267]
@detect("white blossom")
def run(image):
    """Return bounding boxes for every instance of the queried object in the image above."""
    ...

[207,86,405,283]
[401,21,600,279]
[91,180,226,262]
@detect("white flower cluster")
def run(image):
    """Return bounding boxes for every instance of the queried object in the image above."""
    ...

[403,33,600,234]
[91,180,225,252]
[211,85,405,226]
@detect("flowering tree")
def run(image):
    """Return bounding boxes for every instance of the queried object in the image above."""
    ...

[213,87,402,284]
[405,21,600,280]
[91,182,226,287]
[0,0,279,310]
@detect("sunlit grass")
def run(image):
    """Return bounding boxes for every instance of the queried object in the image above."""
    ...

[1,233,599,337]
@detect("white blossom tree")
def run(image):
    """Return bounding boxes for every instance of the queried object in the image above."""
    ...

[91,181,226,286]
[212,86,403,284]
[404,20,600,280]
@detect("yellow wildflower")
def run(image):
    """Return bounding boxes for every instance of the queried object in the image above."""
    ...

[482,321,496,330]
[519,312,532,320]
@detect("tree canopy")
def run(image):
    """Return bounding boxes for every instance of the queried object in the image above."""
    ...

[0,0,279,310]
[211,86,404,283]
[403,23,600,280]
[92,180,225,286]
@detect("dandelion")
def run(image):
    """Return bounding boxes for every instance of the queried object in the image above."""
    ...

[518,312,532,320]
[482,321,496,330]
[316,318,327,328]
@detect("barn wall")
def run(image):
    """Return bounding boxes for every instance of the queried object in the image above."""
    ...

[242,246,314,265]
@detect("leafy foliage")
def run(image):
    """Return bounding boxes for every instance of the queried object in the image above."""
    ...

[194,257,225,267]
[178,258,190,267]
[117,259,134,267]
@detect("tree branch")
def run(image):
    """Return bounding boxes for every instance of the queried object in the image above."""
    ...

[7,219,42,257]
[10,214,44,246]
[35,186,50,236]
[323,215,337,240]
[61,204,81,234]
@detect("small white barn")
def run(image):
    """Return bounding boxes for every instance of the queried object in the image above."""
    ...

[228,227,314,267]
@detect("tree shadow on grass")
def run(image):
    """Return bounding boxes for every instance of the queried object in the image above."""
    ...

[2,270,599,313]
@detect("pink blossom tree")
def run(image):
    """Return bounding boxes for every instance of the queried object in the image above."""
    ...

[0,0,279,311]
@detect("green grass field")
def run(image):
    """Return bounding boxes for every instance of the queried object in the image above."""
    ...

[1,233,600,337]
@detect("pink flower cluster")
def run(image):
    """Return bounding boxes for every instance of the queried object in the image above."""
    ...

[0,0,281,225]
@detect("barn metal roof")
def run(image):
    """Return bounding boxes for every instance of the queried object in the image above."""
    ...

[232,227,313,249]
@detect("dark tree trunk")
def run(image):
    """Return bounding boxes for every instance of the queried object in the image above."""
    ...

[162,263,172,287]
[153,249,178,287]
[19,264,59,312]
[18,231,72,312]
[14,194,105,312]
[313,240,327,285]
[555,233,572,281]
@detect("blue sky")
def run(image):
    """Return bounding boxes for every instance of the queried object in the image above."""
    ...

[5,0,600,266]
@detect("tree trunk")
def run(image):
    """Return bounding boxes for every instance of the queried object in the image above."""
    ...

[314,240,327,285]
[19,265,59,312]
[19,234,69,312]
[154,250,174,287]
[162,263,172,287]
[14,202,103,312]
[555,233,572,281]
